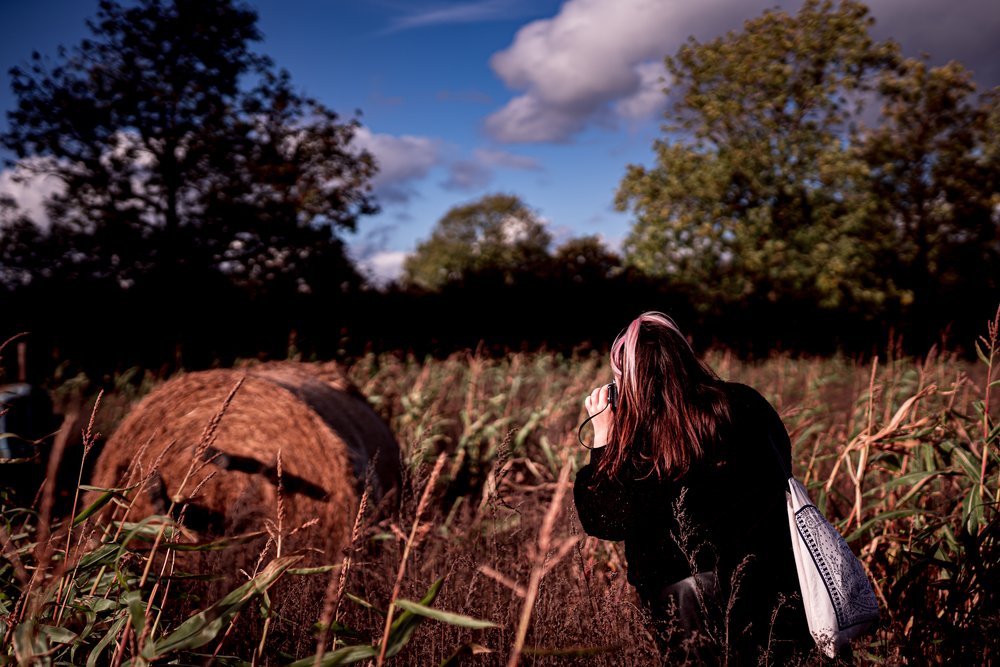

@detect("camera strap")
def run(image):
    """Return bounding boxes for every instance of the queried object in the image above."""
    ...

[577,402,610,449]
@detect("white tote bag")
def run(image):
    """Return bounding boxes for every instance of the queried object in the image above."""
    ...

[786,476,879,657]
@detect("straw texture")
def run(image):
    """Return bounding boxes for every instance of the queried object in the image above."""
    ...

[89,361,401,555]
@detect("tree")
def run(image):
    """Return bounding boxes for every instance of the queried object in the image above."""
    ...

[858,60,1000,316]
[552,235,622,284]
[1,0,376,296]
[0,195,43,288]
[617,0,899,312]
[616,0,1000,326]
[403,194,551,291]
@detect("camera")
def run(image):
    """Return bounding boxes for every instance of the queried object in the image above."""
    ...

[607,380,618,411]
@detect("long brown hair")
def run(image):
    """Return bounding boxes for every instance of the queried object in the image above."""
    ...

[598,312,730,480]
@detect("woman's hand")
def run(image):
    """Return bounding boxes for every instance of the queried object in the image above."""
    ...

[584,384,614,448]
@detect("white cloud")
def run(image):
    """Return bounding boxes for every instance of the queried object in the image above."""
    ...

[352,127,443,203]
[442,147,542,192]
[474,148,542,170]
[442,159,492,192]
[485,0,1000,144]
[485,91,591,144]
[384,0,531,33]
[864,0,1000,88]
[486,0,715,143]
[0,160,65,228]
[358,249,409,287]
[336,125,545,202]
[615,61,670,121]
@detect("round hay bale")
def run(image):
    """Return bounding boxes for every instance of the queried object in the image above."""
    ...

[89,361,401,555]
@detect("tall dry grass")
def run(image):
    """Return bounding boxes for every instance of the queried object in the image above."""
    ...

[339,325,997,664]
[2,314,998,664]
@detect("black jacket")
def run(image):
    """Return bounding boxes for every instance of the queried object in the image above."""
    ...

[574,382,809,657]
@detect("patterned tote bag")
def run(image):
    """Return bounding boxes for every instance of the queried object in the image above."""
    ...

[768,432,879,657]
[786,476,880,656]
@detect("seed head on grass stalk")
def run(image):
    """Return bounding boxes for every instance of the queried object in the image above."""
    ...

[312,483,370,665]
[23,394,80,618]
[137,377,243,591]
[507,459,578,667]
[976,304,1000,506]
[253,448,288,665]
[376,451,447,666]
[55,391,104,622]
[103,379,244,664]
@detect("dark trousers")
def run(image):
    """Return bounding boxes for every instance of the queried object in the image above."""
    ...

[646,571,812,666]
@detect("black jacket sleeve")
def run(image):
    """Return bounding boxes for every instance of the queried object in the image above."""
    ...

[732,382,794,483]
[573,446,632,541]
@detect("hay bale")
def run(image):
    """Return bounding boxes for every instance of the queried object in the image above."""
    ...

[89,361,401,555]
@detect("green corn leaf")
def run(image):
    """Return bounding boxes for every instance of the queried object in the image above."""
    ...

[975,340,992,366]
[73,597,122,654]
[987,421,1000,445]
[59,580,80,615]
[119,515,180,545]
[39,623,77,645]
[539,435,559,475]
[417,577,445,605]
[920,442,936,472]
[285,644,378,666]
[259,590,272,619]
[345,592,383,614]
[13,619,47,664]
[73,489,119,526]
[8,542,38,561]
[147,553,302,658]
[87,614,128,667]
[878,469,943,491]
[287,564,340,576]
[78,484,135,493]
[516,410,544,449]
[946,442,982,483]
[940,524,960,555]
[393,599,496,629]
[87,597,120,614]
[77,603,98,644]
[311,619,367,642]
[884,470,948,508]
[962,484,986,533]
[381,577,445,659]
[382,609,427,659]
[125,589,146,640]
[844,508,928,543]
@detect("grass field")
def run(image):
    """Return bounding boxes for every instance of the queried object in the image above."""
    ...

[1,317,998,665]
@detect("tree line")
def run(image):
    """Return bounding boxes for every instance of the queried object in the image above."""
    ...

[1,0,998,384]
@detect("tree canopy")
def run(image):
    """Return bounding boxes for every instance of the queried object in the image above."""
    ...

[403,193,552,291]
[616,0,1000,323]
[552,235,623,284]
[1,0,377,297]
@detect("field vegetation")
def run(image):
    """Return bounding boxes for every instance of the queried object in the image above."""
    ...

[2,312,998,665]
[2,0,998,662]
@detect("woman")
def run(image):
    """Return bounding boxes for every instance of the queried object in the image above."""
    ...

[574,312,811,664]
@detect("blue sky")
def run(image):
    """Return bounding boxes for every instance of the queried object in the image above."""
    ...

[2,0,998,284]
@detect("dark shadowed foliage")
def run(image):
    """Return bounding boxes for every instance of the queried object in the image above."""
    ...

[1,0,377,303]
